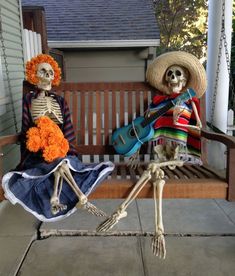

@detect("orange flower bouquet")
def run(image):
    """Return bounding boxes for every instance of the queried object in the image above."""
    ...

[26,116,69,162]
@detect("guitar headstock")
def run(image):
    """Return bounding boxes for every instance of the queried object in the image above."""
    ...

[172,88,196,104]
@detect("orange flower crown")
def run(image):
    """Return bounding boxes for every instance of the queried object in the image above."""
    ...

[26,116,69,162]
[26,54,61,86]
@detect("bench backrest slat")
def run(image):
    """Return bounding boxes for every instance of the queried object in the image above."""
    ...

[23,81,206,158]
[104,90,110,145]
[80,91,86,145]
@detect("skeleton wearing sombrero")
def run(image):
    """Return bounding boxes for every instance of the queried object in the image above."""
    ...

[97,51,207,259]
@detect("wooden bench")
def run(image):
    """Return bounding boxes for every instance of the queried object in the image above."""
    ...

[1,82,235,201]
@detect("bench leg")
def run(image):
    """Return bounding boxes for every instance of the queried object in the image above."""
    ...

[227,148,235,201]
[0,186,6,201]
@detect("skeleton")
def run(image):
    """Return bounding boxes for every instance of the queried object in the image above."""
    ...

[31,62,106,217]
[97,157,184,259]
[97,65,202,258]
[165,65,189,94]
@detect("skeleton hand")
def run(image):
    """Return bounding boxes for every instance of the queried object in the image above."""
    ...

[127,150,140,169]
[50,196,67,215]
[196,120,202,129]
[173,106,183,125]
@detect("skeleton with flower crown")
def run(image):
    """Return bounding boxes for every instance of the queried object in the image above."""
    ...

[1,54,114,221]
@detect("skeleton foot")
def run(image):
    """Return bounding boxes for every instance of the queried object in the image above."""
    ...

[151,231,166,259]
[77,199,107,217]
[58,163,106,217]
[50,196,67,215]
[96,210,127,232]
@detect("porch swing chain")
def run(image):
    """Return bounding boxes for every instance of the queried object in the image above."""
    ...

[209,0,234,132]
[0,9,19,133]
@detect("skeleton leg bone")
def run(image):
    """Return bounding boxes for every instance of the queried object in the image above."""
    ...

[50,170,67,215]
[97,169,152,232]
[151,172,166,259]
[149,159,183,259]
[58,161,107,217]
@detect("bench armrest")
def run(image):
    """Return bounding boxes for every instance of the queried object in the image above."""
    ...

[201,129,235,200]
[0,134,20,201]
[0,134,20,147]
[201,129,235,148]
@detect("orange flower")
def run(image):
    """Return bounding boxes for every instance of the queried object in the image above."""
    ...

[36,116,54,128]
[26,135,41,152]
[26,116,69,162]
[26,54,61,86]
[59,138,69,156]
[42,145,61,163]
[48,133,63,146]
[26,127,40,138]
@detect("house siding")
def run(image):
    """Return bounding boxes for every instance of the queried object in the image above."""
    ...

[64,49,150,82]
[0,0,25,172]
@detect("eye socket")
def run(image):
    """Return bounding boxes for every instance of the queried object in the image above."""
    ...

[167,70,173,76]
[176,70,182,76]
[40,68,46,73]
[49,70,54,76]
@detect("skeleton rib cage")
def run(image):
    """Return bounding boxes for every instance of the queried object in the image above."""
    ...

[31,93,63,124]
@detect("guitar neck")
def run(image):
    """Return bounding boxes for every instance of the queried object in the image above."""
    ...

[141,101,174,128]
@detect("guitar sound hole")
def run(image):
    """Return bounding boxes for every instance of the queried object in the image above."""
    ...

[129,127,138,137]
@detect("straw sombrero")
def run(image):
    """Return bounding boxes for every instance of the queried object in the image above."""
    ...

[146,51,207,98]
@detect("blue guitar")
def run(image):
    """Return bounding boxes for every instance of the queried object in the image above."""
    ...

[112,88,196,157]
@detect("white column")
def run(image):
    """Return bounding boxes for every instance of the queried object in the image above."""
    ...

[206,0,233,133]
[206,0,233,169]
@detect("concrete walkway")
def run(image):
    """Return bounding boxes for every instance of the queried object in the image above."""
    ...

[1,199,235,276]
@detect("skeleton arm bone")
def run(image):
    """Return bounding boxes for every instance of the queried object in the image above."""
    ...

[173,101,202,130]
[191,101,202,128]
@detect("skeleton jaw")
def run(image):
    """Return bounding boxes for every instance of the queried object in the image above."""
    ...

[167,81,184,94]
[37,80,52,91]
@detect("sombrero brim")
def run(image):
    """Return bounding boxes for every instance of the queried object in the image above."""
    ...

[146,51,207,98]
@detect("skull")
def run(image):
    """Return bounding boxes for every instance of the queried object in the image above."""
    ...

[165,65,189,93]
[36,62,54,91]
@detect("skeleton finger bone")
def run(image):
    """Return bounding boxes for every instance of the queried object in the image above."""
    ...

[150,160,184,170]
[173,106,184,124]
[127,151,140,169]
